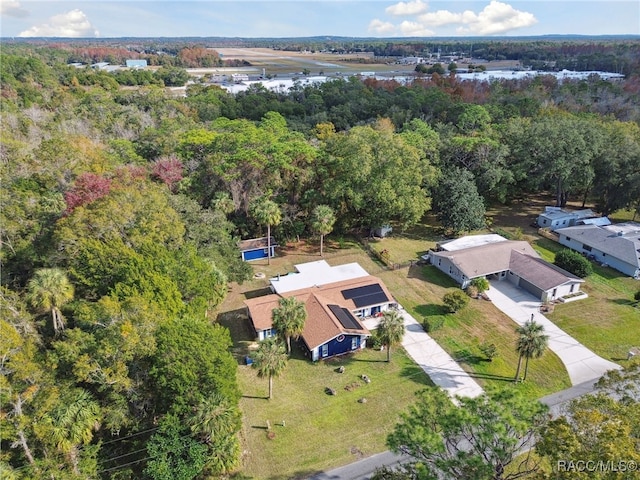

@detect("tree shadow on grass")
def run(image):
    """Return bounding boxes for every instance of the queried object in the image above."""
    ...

[467,372,516,382]
[609,298,636,307]
[216,308,256,363]
[416,265,458,288]
[453,349,487,365]
[415,303,449,317]
[401,363,436,387]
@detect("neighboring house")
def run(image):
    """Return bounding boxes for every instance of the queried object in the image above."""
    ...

[244,261,396,361]
[238,236,277,262]
[555,222,640,278]
[536,207,598,231]
[430,236,584,302]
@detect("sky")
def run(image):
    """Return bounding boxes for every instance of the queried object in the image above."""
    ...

[1,0,639,38]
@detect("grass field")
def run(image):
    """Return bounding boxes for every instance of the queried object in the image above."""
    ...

[237,347,430,479]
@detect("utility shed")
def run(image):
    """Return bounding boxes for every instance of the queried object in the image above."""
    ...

[238,236,277,262]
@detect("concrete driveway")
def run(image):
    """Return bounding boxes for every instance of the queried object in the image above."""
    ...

[486,281,621,385]
[363,307,484,399]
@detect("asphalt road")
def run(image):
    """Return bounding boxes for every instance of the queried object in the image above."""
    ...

[306,379,601,480]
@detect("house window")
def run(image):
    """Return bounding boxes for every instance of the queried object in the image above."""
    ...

[543,219,547,224]
[351,337,358,350]
[321,344,328,357]
[565,237,571,242]
[570,284,575,293]
[438,259,442,266]
[583,244,592,252]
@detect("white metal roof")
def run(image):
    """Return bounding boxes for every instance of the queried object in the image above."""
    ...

[270,260,369,294]
[437,234,508,252]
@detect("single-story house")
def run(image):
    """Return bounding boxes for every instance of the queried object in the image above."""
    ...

[238,236,277,262]
[536,207,597,231]
[555,222,640,278]
[245,261,396,361]
[430,237,584,302]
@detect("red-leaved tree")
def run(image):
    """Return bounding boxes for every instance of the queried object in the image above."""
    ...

[151,155,183,192]
[64,173,112,214]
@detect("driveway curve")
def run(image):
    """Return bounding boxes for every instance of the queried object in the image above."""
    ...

[363,307,484,399]
[485,281,621,385]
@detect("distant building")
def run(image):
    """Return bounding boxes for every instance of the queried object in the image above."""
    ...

[126,59,148,69]
[231,73,249,83]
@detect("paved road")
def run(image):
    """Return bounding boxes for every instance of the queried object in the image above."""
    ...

[485,281,621,385]
[363,307,484,399]
[307,378,606,480]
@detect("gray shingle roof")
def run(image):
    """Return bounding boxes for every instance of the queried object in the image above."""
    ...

[431,240,538,278]
[555,225,640,268]
[508,251,583,291]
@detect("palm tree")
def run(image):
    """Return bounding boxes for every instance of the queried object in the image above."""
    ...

[26,268,74,335]
[515,318,549,382]
[45,388,101,474]
[190,393,241,474]
[311,204,336,256]
[252,337,288,399]
[271,297,307,353]
[377,309,406,362]
[250,198,281,265]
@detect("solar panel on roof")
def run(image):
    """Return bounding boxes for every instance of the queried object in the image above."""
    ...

[342,284,382,299]
[341,284,389,308]
[328,304,363,330]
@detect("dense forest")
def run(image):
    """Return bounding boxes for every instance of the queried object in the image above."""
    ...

[1,39,640,479]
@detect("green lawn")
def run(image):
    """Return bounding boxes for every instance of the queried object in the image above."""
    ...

[533,238,640,365]
[237,347,430,479]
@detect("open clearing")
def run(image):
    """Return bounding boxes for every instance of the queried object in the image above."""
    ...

[211,47,522,77]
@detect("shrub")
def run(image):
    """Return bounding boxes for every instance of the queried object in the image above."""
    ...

[554,249,593,278]
[443,289,470,313]
[634,290,640,302]
[471,277,490,293]
[465,285,479,298]
[479,342,498,361]
[424,316,445,332]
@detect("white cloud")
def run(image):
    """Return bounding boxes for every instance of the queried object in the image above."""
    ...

[418,10,464,27]
[1,0,29,18]
[398,20,434,36]
[385,0,428,17]
[368,18,396,35]
[19,9,99,37]
[376,0,536,36]
[458,1,537,35]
